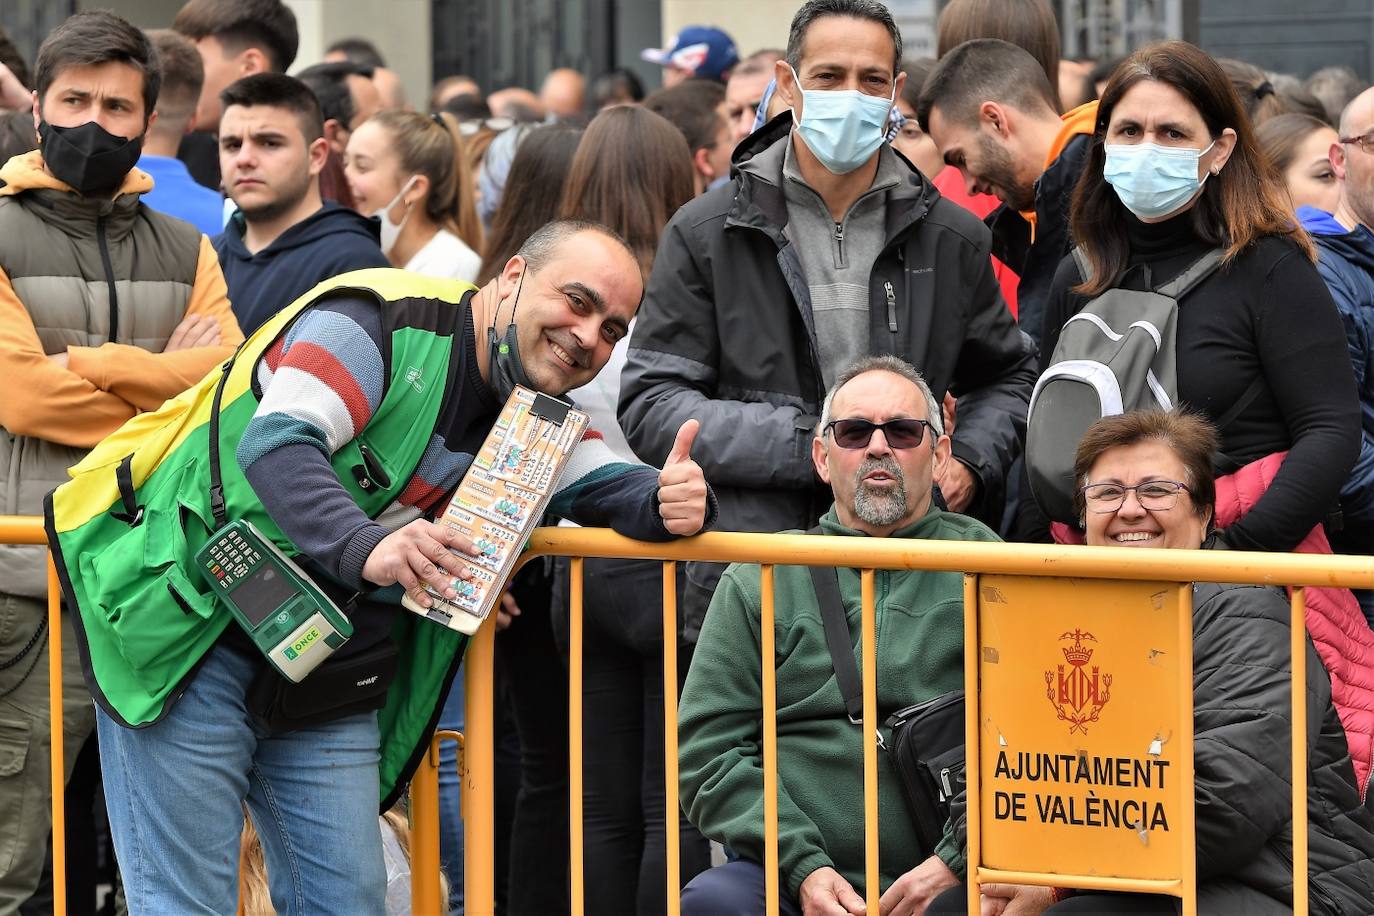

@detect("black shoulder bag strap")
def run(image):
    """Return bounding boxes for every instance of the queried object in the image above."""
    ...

[806,527,864,725]
[207,353,239,530]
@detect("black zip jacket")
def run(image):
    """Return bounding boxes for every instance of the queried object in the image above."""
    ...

[619,115,1036,633]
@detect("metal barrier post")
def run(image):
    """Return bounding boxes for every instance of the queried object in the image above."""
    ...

[859,569,879,913]
[569,558,586,916]
[760,565,780,915]
[409,734,442,914]
[463,616,497,914]
[1292,588,1309,915]
[963,574,981,916]
[48,557,66,916]
[0,520,64,916]
[1175,582,1198,916]
[662,562,681,916]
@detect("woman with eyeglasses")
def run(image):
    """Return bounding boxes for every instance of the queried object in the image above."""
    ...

[933,411,1374,916]
[1029,41,1360,560]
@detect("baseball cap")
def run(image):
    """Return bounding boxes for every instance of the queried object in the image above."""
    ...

[641,26,740,82]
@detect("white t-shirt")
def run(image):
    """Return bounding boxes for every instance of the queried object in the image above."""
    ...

[404,227,482,282]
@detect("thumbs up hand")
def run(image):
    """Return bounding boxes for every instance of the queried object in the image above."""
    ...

[657,419,708,536]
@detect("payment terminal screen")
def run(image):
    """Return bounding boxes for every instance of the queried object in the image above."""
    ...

[227,565,296,627]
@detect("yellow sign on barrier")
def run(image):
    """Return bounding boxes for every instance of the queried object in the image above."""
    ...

[977,576,1192,881]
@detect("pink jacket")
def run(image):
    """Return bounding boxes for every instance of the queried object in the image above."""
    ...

[1053,451,1374,794]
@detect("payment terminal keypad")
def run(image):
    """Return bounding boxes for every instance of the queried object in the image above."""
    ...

[206,529,261,588]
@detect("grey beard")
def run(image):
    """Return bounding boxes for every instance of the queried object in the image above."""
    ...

[852,456,907,527]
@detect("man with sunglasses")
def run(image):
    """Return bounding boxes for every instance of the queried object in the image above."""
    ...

[1299,85,1374,622]
[678,356,1000,916]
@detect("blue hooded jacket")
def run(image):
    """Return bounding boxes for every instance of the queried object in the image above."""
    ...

[1300,205,1374,529]
[213,201,390,335]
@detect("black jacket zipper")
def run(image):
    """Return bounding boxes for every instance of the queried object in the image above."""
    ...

[96,215,119,342]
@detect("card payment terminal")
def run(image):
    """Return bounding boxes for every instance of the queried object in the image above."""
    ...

[194,520,353,683]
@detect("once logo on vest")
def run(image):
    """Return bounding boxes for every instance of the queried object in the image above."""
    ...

[405,366,425,393]
[1044,628,1112,734]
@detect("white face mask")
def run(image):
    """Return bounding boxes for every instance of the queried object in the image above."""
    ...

[377,175,419,256]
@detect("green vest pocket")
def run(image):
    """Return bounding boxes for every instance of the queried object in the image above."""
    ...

[77,501,219,696]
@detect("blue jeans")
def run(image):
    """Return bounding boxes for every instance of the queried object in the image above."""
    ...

[96,644,386,916]
[680,861,803,916]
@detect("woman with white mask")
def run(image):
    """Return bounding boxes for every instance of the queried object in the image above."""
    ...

[344,110,484,280]
[1027,40,1360,559]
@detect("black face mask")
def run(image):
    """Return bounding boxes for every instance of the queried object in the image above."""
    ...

[487,269,536,402]
[38,119,143,197]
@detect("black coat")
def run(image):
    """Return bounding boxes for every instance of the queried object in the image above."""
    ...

[619,115,1036,632]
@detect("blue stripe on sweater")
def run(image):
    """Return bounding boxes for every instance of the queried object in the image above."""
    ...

[238,410,332,469]
[276,306,386,411]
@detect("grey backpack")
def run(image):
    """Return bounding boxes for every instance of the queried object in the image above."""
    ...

[1026,248,1224,524]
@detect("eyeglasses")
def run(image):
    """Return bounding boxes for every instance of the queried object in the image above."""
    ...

[824,418,936,450]
[1340,131,1374,155]
[1080,480,1190,513]
[458,117,515,137]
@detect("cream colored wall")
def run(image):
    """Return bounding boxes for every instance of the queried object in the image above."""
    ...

[659,0,801,57]
[284,0,431,109]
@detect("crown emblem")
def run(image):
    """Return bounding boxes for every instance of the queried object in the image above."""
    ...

[1061,628,1095,667]
[1045,628,1112,734]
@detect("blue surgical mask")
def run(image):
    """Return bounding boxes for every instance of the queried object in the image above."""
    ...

[790,66,895,175]
[1104,141,1216,220]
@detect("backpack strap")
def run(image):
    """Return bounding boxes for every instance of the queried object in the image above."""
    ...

[1071,246,1091,283]
[1154,249,1226,300]
[806,527,864,725]
[1212,376,1266,434]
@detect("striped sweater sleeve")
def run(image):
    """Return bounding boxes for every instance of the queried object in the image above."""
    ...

[237,297,391,587]
[548,428,719,541]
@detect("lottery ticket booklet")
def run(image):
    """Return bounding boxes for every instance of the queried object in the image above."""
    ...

[402,385,589,633]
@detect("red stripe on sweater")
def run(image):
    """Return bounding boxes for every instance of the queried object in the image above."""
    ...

[399,475,447,512]
[280,340,373,434]
[262,337,287,372]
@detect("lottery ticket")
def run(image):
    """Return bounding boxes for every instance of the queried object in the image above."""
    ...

[403,386,589,634]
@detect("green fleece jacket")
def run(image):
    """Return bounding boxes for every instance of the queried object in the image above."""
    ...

[678,504,1000,900]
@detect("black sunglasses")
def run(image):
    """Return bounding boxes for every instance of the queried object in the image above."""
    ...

[824,418,936,450]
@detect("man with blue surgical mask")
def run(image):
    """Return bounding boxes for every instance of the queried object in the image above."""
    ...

[622,0,1036,636]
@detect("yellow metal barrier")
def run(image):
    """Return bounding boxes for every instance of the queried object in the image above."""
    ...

[0,517,65,916]
[424,527,1374,916]
[12,511,1364,915]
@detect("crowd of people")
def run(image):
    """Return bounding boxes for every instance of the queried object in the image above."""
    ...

[2,0,1374,913]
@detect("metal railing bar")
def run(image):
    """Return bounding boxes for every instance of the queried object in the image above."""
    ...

[975,868,1184,894]
[523,529,1374,590]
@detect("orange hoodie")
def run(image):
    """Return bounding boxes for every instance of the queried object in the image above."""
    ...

[0,151,242,448]
[1018,100,1099,240]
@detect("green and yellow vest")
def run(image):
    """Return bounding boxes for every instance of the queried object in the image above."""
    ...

[47,268,478,807]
